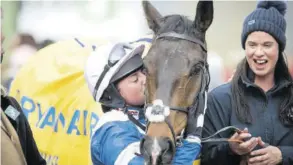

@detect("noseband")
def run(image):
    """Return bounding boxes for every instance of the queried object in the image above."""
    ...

[144,31,210,145]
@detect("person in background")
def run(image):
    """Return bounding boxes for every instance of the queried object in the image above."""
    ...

[1,9,46,165]
[201,1,293,165]
[5,33,38,90]
[207,51,225,91]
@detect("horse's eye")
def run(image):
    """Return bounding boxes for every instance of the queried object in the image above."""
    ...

[190,65,201,76]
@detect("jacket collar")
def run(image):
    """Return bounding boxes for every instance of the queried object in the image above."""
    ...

[240,63,292,93]
[123,106,145,120]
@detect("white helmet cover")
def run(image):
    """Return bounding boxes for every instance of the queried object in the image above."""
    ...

[84,42,145,102]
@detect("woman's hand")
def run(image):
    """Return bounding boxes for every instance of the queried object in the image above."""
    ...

[248,140,282,165]
[228,128,259,155]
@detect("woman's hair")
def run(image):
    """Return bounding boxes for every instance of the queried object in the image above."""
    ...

[231,52,293,126]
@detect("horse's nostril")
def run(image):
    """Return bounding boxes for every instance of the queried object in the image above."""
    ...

[160,138,175,162]
[160,138,172,152]
[140,136,152,157]
[152,137,174,164]
[140,136,175,165]
[140,136,154,164]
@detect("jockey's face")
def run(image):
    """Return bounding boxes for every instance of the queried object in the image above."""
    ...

[117,69,146,106]
[245,31,279,78]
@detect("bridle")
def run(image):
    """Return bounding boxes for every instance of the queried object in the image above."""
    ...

[140,31,245,147]
[143,31,210,145]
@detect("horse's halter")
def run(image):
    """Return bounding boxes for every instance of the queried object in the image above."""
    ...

[144,31,210,146]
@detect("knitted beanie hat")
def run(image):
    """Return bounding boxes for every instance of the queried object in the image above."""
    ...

[241,1,287,51]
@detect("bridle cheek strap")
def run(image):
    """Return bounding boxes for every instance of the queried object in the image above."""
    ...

[184,67,209,140]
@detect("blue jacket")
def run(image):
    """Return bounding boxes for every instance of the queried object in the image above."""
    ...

[201,69,293,165]
[91,108,201,165]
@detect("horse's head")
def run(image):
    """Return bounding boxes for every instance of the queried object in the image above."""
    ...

[140,1,213,164]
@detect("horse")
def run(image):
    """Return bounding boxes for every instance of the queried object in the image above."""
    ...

[139,1,213,164]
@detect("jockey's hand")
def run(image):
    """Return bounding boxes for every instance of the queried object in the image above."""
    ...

[229,128,260,155]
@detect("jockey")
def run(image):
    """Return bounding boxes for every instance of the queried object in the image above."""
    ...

[84,42,202,165]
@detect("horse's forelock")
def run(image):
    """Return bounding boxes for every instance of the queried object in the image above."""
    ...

[158,15,203,40]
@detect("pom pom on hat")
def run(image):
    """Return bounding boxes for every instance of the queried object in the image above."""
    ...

[241,0,288,51]
[257,0,287,15]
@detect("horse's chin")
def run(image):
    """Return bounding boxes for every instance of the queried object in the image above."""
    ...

[144,158,173,165]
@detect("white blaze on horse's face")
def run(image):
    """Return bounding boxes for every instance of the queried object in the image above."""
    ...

[151,138,161,165]
[145,99,170,122]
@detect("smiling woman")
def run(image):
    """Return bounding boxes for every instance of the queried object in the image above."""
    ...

[201,1,293,165]
[244,31,280,91]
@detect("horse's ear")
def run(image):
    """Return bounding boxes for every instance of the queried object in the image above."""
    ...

[194,0,213,33]
[142,0,162,33]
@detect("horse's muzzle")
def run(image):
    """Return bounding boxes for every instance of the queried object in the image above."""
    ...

[140,136,175,165]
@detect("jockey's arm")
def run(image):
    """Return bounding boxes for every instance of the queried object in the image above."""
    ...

[91,120,144,165]
[173,139,201,165]
[91,118,201,165]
